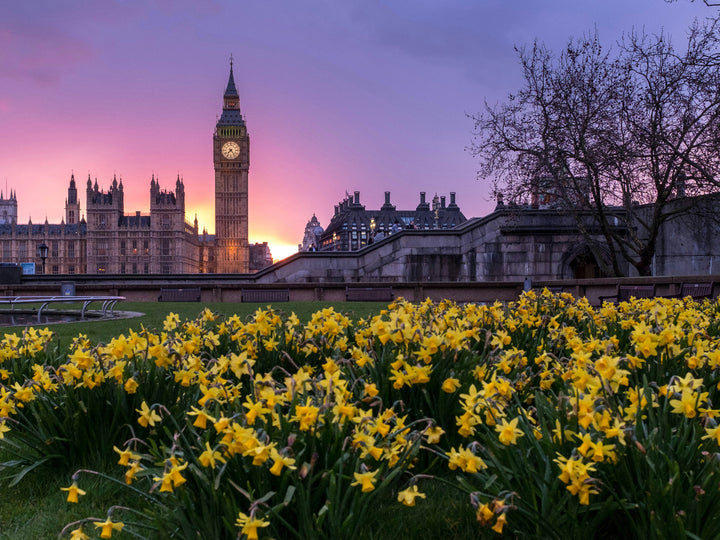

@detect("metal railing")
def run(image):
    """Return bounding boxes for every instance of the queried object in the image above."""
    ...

[0,295,125,323]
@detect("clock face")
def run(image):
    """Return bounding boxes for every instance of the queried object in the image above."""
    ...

[222,141,240,159]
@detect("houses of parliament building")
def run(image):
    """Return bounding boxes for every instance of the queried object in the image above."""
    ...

[0,62,272,275]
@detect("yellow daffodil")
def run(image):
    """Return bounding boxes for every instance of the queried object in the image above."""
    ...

[123,377,139,394]
[397,485,426,506]
[424,425,445,444]
[113,445,141,466]
[93,517,124,539]
[441,377,461,393]
[69,527,90,540]
[490,329,511,349]
[292,400,319,431]
[703,425,720,445]
[163,312,181,331]
[136,401,161,427]
[235,511,270,540]
[125,460,143,485]
[187,406,215,429]
[446,446,487,473]
[492,512,508,534]
[198,442,226,469]
[670,389,704,418]
[61,481,86,503]
[269,447,296,476]
[352,469,379,492]
[495,417,524,446]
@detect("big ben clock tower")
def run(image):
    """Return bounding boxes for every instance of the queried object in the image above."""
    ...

[214,58,250,273]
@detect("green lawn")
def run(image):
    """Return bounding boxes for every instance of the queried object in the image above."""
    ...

[0,301,389,345]
[0,465,480,540]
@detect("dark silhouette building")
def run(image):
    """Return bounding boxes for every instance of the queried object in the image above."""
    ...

[317,191,466,251]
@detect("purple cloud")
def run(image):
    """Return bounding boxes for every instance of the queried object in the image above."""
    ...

[0,23,91,85]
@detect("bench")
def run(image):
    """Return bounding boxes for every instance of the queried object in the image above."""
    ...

[598,284,656,304]
[665,282,714,300]
[0,295,124,322]
[241,288,290,302]
[345,286,394,302]
[158,288,201,302]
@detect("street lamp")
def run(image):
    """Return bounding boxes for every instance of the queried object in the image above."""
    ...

[37,241,48,274]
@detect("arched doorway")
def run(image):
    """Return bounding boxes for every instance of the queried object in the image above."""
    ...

[560,243,611,279]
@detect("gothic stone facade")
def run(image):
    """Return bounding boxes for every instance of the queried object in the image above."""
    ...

[317,190,466,251]
[0,63,269,275]
[85,175,201,274]
[213,61,250,273]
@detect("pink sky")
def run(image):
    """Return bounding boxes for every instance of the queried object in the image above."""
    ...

[0,1,709,261]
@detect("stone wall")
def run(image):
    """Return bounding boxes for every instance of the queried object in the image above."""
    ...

[257,203,718,284]
[653,197,720,276]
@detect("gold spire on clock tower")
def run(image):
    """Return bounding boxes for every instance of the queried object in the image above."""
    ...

[213,58,249,273]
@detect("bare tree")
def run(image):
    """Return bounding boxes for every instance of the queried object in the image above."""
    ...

[666,1,720,7]
[470,17,720,276]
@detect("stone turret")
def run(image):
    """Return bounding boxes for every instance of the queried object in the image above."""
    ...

[87,174,124,212]
[0,186,18,225]
[65,173,81,224]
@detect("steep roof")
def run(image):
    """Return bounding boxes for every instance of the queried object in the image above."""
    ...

[224,61,239,99]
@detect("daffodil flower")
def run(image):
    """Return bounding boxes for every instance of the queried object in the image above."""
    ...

[199,441,226,469]
[93,517,124,539]
[424,425,445,444]
[113,445,141,466]
[125,460,143,485]
[441,377,461,393]
[495,417,525,446]
[268,447,296,476]
[397,485,426,506]
[352,469,379,492]
[61,481,86,503]
[123,377,139,394]
[136,401,162,427]
[235,511,270,540]
[68,527,90,540]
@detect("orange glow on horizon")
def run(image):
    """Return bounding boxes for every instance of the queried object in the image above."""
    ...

[188,204,214,236]
[251,235,298,262]
[190,203,299,263]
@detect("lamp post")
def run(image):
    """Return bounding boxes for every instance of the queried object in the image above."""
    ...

[37,241,48,275]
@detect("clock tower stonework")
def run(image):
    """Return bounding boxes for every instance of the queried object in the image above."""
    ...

[214,60,250,273]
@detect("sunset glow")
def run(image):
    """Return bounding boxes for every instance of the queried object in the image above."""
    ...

[0,1,706,263]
